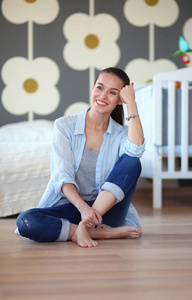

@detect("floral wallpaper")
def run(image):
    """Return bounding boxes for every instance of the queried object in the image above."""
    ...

[0,0,192,126]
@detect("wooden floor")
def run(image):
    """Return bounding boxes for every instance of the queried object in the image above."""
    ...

[0,187,192,300]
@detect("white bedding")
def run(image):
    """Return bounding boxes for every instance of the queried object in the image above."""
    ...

[0,120,54,217]
[161,145,192,156]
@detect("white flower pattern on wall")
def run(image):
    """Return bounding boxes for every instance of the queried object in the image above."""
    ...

[125,59,177,85]
[1,57,60,120]
[124,0,179,85]
[124,0,179,27]
[1,0,60,121]
[64,102,90,117]
[63,13,120,70]
[1,0,59,24]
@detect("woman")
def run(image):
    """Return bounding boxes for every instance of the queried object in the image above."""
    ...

[16,67,145,248]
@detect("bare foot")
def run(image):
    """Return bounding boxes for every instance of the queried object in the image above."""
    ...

[71,223,142,248]
[101,225,142,239]
[72,221,98,248]
[87,224,142,240]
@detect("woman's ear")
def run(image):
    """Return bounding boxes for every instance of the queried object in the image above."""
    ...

[117,97,123,105]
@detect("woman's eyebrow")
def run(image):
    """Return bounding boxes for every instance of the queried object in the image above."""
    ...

[97,82,120,91]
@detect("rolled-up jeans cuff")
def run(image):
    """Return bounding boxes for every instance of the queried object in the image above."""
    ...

[56,219,70,242]
[101,182,125,203]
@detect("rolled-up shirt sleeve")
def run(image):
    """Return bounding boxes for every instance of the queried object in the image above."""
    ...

[119,129,146,158]
[51,119,79,196]
[123,138,146,158]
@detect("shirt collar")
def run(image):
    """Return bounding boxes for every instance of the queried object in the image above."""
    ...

[74,107,115,135]
[74,108,88,135]
[106,116,114,135]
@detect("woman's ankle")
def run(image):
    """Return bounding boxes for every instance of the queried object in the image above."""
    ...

[67,223,78,241]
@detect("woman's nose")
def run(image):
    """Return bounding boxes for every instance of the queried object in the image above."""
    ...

[99,89,107,98]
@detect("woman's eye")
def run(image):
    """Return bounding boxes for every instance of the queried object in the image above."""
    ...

[97,86,102,90]
[110,91,116,95]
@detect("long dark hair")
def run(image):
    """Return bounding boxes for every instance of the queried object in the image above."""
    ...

[94,67,130,125]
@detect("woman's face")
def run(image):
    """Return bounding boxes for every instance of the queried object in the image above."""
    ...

[90,73,124,115]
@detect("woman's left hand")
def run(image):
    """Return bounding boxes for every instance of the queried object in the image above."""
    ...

[120,83,135,106]
[120,83,144,146]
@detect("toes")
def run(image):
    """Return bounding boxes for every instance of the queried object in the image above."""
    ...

[125,226,142,239]
[130,229,142,239]
[78,239,98,248]
[130,233,141,239]
[131,227,142,235]
[92,240,98,247]
[87,240,98,247]
[78,240,89,248]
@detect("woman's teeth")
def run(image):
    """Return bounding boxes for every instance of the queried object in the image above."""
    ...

[97,100,107,106]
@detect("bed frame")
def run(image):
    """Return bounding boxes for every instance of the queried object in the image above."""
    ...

[133,67,192,208]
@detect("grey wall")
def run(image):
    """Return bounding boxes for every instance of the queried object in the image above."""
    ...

[0,0,192,126]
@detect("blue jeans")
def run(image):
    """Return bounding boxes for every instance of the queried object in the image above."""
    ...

[16,154,141,243]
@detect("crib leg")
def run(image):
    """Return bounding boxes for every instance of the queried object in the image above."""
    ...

[153,177,162,209]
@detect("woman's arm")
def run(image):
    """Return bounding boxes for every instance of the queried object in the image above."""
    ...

[120,84,144,146]
[62,183,102,227]
[52,118,102,228]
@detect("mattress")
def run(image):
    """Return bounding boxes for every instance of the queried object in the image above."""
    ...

[0,120,54,217]
[161,145,192,156]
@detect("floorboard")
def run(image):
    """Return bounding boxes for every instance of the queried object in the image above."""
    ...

[0,187,192,300]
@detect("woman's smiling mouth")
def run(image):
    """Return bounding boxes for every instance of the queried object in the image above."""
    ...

[96,100,108,106]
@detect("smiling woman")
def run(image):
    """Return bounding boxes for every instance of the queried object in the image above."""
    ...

[16,67,145,248]
[92,68,131,125]
[90,73,124,117]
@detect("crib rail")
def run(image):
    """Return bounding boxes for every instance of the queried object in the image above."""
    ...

[154,69,192,177]
[135,67,192,208]
[181,81,189,172]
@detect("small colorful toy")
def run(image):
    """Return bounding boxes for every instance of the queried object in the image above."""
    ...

[173,36,192,66]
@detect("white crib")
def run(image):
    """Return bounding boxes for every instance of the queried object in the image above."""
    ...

[131,67,192,208]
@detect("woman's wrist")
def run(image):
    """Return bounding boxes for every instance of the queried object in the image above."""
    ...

[62,183,87,213]
[126,102,138,115]
[77,200,89,214]
[126,100,137,110]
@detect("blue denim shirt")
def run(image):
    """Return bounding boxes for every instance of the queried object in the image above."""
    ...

[38,108,145,208]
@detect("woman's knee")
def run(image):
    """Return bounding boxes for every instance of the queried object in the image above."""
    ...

[118,154,141,177]
[17,208,63,242]
[105,154,141,188]
[16,209,39,239]
[101,155,141,203]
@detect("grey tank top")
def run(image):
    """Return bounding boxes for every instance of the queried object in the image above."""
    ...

[54,147,99,206]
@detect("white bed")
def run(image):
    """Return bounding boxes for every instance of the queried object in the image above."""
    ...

[130,67,192,208]
[0,120,54,217]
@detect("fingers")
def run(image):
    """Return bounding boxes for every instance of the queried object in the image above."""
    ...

[120,83,135,104]
[94,211,103,227]
[81,207,103,229]
[85,219,103,229]
[87,211,103,228]
[84,216,103,229]
[87,222,94,229]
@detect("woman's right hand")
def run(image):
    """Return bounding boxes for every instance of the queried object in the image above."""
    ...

[62,183,103,228]
[80,205,103,228]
